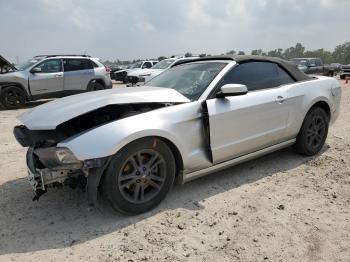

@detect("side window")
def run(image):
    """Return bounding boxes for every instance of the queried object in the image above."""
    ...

[152,61,158,66]
[277,66,295,85]
[315,59,322,66]
[143,62,152,69]
[63,59,93,72]
[309,59,316,67]
[220,62,281,91]
[91,60,99,68]
[35,59,62,73]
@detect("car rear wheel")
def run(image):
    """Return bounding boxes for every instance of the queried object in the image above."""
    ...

[294,107,329,156]
[0,86,26,109]
[87,81,105,91]
[101,138,176,214]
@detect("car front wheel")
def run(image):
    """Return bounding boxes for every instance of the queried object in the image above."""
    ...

[101,138,176,214]
[294,107,329,156]
[0,86,26,109]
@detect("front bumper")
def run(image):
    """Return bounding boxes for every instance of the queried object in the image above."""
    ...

[26,147,84,194]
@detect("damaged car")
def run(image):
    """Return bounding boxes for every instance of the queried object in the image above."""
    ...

[14,55,342,214]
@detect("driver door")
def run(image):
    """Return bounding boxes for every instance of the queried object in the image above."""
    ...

[206,61,294,164]
[29,59,64,96]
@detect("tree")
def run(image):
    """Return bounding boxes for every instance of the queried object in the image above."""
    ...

[238,51,245,55]
[184,52,193,57]
[226,50,236,55]
[251,49,263,56]
[332,42,350,64]
[267,48,283,58]
[283,43,305,59]
[158,56,167,61]
[199,53,207,57]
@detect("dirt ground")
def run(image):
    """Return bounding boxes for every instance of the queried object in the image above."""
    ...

[0,81,349,262]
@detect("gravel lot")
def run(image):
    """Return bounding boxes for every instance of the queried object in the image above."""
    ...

[0,80,349,262]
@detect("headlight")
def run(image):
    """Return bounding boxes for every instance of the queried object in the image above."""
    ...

[34,147,81,168]
[55,148,79,164]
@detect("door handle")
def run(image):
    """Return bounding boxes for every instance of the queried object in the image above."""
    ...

[54,74,63,78]
[275,96,285,103]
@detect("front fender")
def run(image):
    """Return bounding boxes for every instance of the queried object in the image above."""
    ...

[58,112,187,162]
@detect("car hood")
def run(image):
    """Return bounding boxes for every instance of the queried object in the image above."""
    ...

[128,68,164,77]
[18,86,190,130]
[0,55,17,73]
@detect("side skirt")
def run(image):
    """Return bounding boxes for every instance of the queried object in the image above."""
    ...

[182,139,296,183]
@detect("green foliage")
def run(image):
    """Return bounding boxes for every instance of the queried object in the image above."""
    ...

[158,56,167,61]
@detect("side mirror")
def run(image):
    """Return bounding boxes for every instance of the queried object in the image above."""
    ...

[216,84,248,98]
[31,67,42,73]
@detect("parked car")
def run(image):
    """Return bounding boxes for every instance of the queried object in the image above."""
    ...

[126,57,198,85]
[290,58,338,76]
[14,55,341,214]
[340,64,350,79]
[0,55,112,109]
[112,61,158,83]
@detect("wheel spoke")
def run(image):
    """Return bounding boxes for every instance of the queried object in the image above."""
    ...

[149,174,165,182]
[129,157,139,170]
[121,178,136,188]
[119,172,138,182]
[136,152,143,166]
[150,159,164,170]
[140,186,145,201]
[148,179,161,189]
[133,184,141,201]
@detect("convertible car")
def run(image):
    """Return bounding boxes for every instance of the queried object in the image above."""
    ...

[14,56,342,214]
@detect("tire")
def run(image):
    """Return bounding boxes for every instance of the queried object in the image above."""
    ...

[87,81,105,91]
[294,107,329,156]
[0,86,26,109]
[101,138,176,214]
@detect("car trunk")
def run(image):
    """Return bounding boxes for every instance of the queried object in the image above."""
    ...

[0,55,17,74]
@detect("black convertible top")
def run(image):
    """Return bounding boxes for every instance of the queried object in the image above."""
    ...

[175,55,311,82]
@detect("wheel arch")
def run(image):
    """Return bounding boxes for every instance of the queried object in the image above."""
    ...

[87,78,106,90]
[0,83,29,98]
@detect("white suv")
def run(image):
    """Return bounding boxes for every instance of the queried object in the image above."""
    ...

[0,55,112,109]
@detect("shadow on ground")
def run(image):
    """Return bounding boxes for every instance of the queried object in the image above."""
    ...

[0,146,327,255]
[0,100,52,111]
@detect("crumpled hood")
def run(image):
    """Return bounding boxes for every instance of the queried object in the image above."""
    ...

[128,68,163,77]
[18,86,190,130]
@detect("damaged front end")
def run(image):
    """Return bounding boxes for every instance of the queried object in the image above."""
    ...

[14,102,174,202]
[25,144,110,202]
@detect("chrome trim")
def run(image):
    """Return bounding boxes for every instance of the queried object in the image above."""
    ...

[183,139,296,183]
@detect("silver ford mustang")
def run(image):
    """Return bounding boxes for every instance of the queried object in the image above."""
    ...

[14,56,342,214]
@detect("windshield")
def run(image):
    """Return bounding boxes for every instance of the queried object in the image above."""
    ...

[152,59,175,70]
[16,58,42,71]
[130,62,143,69]
[147,62,227,100]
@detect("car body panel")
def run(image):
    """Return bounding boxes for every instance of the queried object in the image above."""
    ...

[18,86,190,130]
[14,56,342,200]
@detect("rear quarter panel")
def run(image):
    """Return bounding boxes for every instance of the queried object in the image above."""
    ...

[284,76,341,139]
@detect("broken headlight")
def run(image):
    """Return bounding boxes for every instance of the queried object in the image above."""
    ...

[34,147,82,168]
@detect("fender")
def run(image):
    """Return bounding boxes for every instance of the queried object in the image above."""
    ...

[0,82,30,98]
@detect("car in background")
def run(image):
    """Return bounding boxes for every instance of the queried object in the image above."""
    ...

[111,61,158,83]
[126,57,198,85]
[340,64,350,79]
[14,55,341,214]
[290,58,338,76]
[0,55,112,109]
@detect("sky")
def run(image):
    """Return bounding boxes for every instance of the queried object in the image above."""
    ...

[1,0,349,63]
